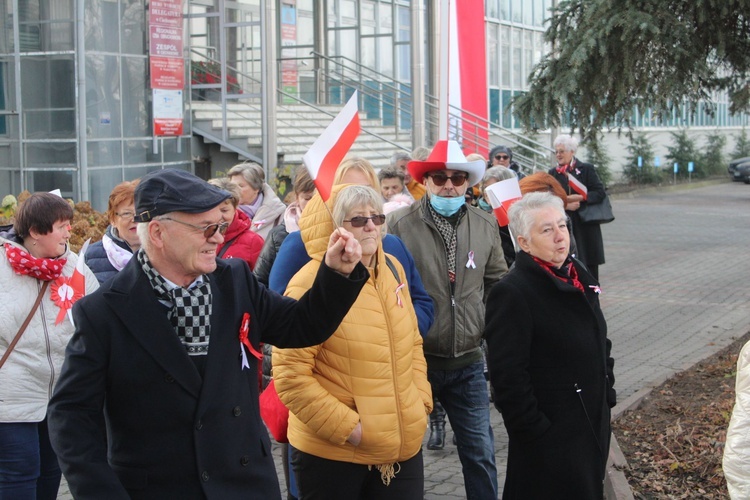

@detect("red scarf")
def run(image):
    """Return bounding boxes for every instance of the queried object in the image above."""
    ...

[531,255,584,293]
[4,243,67,281]
[555,158,576,175]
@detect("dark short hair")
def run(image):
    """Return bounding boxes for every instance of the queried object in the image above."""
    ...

[14,192,74,239]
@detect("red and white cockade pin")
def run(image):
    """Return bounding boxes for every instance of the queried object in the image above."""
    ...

[394,283,406,308]
[239,312,262,370]
[588,285,602,294]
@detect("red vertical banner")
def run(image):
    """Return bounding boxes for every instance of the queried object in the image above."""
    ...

[447,0,488,156]
[150,0,185,136]
[280,0,298,103]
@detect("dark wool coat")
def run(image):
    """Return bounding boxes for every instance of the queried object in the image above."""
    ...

[549,160,606,267]
[485,251,616,499]
[48,256,367,500]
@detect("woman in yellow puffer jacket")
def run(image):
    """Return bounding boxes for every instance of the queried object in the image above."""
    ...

[273,185,432,499]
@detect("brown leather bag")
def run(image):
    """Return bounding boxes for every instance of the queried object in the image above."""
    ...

[0,281,50,370]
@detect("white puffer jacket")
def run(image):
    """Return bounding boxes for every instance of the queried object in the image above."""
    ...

[724,340,750,499]
[0,237,99,422]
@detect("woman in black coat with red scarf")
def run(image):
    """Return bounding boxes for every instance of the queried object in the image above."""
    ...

[549,134,607,280]
[485,192,616,499]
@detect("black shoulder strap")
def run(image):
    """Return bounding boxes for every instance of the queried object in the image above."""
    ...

[217,234,241,258]
[384,255,401,283]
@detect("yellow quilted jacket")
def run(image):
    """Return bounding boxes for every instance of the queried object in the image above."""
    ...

[272,185,432,465]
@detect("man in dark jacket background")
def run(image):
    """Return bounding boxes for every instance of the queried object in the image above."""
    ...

[47,169,368,499]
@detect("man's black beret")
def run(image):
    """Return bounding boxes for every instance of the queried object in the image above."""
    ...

[133,169,230,222]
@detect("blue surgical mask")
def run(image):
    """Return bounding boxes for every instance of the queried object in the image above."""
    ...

[477,197,492,212]
[430,194,466,217]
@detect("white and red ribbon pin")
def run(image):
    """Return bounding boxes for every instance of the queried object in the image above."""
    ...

[466,251,476,269]
[394,283,406,308]
[239,312,262,370]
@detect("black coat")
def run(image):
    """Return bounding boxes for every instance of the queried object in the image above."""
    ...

[253,222,289,287]
[549,160,606,267]
[485,251,616,499]
[48,256,367,500]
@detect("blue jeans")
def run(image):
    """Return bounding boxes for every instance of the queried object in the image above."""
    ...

[0,419,61,500]
[429,361,498,500]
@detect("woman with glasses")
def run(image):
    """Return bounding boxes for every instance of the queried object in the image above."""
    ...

[549,134,607,280]
[1,192,99,499]
[273,184,432,499]
[86,180,141,284]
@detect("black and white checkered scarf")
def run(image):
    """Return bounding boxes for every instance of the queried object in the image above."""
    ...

[137,250,212,356]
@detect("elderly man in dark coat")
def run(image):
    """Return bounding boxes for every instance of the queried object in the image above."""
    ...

[485,192,616,499]
[47,169,368,500]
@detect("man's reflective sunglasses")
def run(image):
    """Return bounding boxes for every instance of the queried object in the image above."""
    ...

[494,154,510,161]
[343,214,386,228]
[159,217,229,238]
[428,173,468,187]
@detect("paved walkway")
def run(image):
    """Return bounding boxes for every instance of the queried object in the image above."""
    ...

[57,180,750,499]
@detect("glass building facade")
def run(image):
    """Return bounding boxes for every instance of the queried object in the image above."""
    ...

[0,0,747,209]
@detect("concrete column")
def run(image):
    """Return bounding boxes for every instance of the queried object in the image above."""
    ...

[261,0,278,178]
[410,0,426,150]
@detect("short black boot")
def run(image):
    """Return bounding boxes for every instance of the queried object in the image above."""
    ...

[427,400,446,450]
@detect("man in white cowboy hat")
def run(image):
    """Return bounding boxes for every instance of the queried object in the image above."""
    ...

[387,140,508,500]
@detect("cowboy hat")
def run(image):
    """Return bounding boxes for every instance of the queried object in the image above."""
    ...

[407,140,486,187]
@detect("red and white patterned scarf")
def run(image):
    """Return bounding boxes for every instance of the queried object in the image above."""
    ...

[4,243,67,281]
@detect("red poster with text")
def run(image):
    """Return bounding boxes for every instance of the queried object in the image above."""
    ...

[150,56,185,90]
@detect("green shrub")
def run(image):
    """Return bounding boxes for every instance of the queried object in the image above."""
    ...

[624,133,663,184]
[701,132,726,176]
[582,134,612,187]
[733,128,750,159]
[666,129,701,179]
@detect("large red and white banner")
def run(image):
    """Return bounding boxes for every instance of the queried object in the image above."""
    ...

[440,0,489,156]
[149,0,184,136]
[302,91,361,201]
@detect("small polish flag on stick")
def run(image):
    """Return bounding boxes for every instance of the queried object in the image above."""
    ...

[485,177,522,227]
[567,173,588,201]
[51,238,91,326]
[302,91,361,201]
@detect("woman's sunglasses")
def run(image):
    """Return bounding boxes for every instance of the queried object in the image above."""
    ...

[494,154,510,161]
[343,214,386,227]
[428,173,468,187]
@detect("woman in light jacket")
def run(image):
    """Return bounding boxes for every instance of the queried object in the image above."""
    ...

[0,192,99,499]
[273,185,431,499]
[723,340,750,499]
[228,162,286,240]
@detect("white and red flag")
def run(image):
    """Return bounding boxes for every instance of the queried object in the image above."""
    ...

[302,91,361,201]
[51,238,91,326]
[567,173,588,201]
[485,177,522,227]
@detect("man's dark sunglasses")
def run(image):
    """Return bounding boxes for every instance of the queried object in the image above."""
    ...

[160,217,229,238]
[343,214,386,228]
[428,173,468,187]
[494,154,510,161]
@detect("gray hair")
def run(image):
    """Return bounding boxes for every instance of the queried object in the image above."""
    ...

[553,134,579,153]
[390,151,411,168]
[411,146,430,161]
[332,185,385,238]
[227,162,264,191]
[481,166,516,191]
[378,167,405,183]
[207,177,241,207]
[508,192,565,242]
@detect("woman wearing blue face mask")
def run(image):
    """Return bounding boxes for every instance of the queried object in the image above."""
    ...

[479,166,518,268]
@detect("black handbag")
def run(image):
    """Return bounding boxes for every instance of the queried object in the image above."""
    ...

[578,195,615,224]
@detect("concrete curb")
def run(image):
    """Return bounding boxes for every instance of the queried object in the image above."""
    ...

[608,177,731,200]
[604,331,748,499]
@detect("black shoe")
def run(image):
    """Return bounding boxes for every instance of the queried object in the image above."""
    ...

[427,422,446,450]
